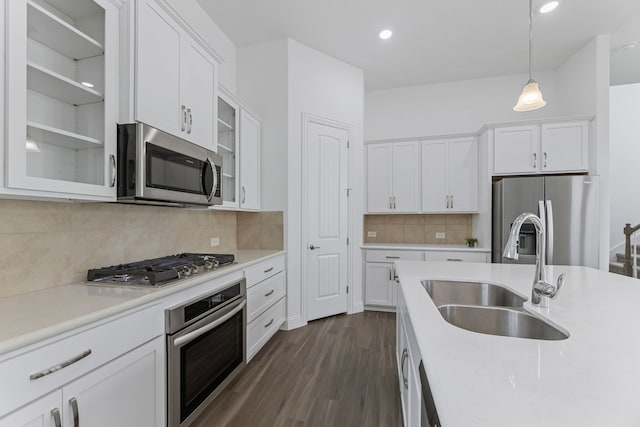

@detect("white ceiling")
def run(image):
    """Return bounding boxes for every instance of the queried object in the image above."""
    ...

[198,0,640,90]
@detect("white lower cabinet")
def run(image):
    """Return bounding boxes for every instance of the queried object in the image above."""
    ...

[0,305,164,427]
[245,255,286,361]
[425,250,489,263]
[364,250,422,310]
[397,292,422,427]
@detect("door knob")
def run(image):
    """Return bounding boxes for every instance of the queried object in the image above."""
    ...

[309,244,320,250]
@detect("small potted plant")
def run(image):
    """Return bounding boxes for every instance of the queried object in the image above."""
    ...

[465,237,479,248]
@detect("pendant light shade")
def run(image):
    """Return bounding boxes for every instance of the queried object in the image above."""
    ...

[514,79,546,111]
[514,0,546,112]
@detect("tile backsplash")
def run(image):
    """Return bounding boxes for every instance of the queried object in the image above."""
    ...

[364,214,472,245]
[0,199,284,299]
[237,211,284,250]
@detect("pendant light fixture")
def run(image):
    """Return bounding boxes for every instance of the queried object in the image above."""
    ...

[514,0,546,111]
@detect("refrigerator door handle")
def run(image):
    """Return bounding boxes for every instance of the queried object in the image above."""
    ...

[545,200,554,264]
[538,200,546,230]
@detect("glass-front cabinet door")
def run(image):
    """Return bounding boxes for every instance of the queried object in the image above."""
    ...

[5,0,119,200]
[216,88,240,208]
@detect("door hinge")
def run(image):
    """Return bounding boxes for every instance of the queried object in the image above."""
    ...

[347,140,350,149]
[346,237,349,245]
[346,286,349,294]
[346,188,351,197]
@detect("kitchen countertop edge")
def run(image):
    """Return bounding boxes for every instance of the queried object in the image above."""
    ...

[362,243,490,252]
[0,250,286,358]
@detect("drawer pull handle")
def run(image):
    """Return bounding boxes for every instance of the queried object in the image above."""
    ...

[51,408,62,427]
[264,318,274,328]
[30,349,92,381]
[70,397,79,427]
[385,256,400,259]
[265,289,275,297]
[264,267,274,273]
[446,258,463,262]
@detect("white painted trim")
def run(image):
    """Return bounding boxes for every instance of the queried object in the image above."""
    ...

[301,112,353,322]
[281,315,306,331]
[352,301,365,314]
[154,0,224,64]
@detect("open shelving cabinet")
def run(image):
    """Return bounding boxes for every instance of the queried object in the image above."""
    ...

[5,0,119,199]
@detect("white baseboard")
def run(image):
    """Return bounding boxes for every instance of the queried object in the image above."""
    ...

[350,301,364,314]
[281,314,306,331]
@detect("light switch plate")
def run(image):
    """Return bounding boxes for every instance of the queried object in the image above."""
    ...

[210,237,220,247]
[435,232,446,239]
[367,231,377,237]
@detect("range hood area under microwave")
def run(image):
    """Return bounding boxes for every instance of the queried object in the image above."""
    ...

[116,123,222,207]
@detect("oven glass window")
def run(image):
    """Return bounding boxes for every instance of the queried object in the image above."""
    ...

[147,142,205,194]
[180,310,243,422]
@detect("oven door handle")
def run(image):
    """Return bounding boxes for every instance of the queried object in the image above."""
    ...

[173,300,246,347]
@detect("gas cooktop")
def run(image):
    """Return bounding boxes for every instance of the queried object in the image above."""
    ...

[87,253,235,287]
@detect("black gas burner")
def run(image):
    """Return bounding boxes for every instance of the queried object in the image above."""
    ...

[87,253,235,287]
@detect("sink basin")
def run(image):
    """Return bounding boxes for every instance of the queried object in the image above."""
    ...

[438,305,569,340]
[421,280,527,307]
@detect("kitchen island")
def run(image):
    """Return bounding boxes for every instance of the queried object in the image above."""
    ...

[395,260,640,427]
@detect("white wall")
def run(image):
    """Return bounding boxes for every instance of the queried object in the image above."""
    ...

[237,39,365,329]
[237,39,289,212]
[287,39,365,322]
[555,35,611,269]
[609,83,640,251]
[365,70,561,141]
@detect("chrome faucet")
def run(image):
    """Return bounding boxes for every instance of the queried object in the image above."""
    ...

[503,212,565,308]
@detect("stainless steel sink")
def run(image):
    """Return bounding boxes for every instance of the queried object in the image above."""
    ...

[438,305,569,340]
[421,280,527,307]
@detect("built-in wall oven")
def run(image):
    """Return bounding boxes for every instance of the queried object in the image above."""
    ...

[165,279,246,427]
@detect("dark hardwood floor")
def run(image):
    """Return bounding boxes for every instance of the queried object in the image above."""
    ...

[192,311,402,427]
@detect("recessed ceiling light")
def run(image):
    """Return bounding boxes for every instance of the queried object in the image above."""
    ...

[379,29,392,40]
[81,81,95,88]
[539,1,559,14]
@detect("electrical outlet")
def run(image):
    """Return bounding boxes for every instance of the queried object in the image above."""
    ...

[210,237,220,247]
[435,232,446,239]
[367,231,377,237]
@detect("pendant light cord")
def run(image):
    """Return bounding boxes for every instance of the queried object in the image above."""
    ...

[528,0,533,82]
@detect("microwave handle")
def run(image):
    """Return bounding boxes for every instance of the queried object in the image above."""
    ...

[204,158,218,202]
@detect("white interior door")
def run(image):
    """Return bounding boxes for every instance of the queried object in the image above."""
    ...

[305,118,349,321]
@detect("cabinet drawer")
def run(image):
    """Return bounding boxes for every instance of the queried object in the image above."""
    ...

[366,250,423,263]
[247,297,285,361]
[0,304,162,417]
[245,255,285,288]
[247,272,286,323]
[425,251,488,263]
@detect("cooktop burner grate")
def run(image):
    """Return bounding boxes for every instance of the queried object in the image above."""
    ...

[87,253,235,286]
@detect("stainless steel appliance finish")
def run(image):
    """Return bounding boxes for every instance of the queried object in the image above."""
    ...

[492,175,600,267]
[422,279,527,307]
[437,305,569,340]
[86,253,235,287]
[117,123,222,207]
[419,361,440,427]
[166,279,246,427]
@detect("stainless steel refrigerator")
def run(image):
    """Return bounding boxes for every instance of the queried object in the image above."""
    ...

[492,175,599,267]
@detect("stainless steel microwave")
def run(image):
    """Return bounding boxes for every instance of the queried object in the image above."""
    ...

[116,123,222,207]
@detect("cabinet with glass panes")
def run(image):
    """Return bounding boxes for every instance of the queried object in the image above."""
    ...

[4,0,119,200]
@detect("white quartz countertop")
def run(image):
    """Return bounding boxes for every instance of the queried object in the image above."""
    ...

[395,260,640,427]
[0,250,285,357]
[362,243,490,252]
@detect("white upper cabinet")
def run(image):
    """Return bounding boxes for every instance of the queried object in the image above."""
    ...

[4,0,120,200]
[540,121,589,172]
[212,87,261,211]
[493,120,589,175]
[422,137,478,213]
[367,141,420,213]
[135,0,218,151]
[239,109,261,210]
[493,125,540,174]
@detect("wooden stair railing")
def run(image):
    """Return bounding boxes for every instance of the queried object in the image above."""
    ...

[624,223,640,277]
